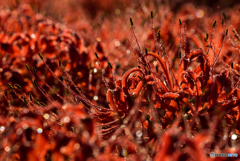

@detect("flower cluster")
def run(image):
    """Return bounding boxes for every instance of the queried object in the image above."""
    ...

[0,2,240,161]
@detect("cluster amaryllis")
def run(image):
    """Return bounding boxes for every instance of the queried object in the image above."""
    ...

[0,2,240,161]
[0,4,113,108]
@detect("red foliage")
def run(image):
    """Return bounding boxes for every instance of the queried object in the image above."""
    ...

[0,2,240,161]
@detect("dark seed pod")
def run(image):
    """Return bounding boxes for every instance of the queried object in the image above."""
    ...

[59,59,62,67]
[29,93,33,101]
[130,18,133,25]
[212,21,216,27]
[204,33,209,42]
[32,67,36,74]
[39,102,46,106]
[33,80,38,87]
[222,13,227,20]
[157,30,160,39]
[108,62,113,69]
[231,62,234,69]
[145,114,151,120]
[14,84,22,89]
[65,78,70,83]
[38,53,43,59]
[221,19,224,24]
[95,52,99,59]
[59,76,64,82]
[8,83,13,89]
[34,100,41,106]
[145,48,148,55]
[175,97,179,103]
[151,11,153,18]
[179,18,182,25]
[25,64,30,70]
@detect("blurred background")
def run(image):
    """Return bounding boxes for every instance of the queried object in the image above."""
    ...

[1,0,240,79]
[1,0,239,23]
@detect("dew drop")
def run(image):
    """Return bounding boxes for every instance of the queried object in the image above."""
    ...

[31,34,35,39]
[125,129,130,135]
[16,128,23,135]
[130,110,135,115]
[51,117,56,122]
[223,133,228,140]
[114,40,120,47]
[231,134,237,140]
[22,123,28,130]
[43,113,49,119]
[65,46,69,52]
[62,104,67,109]
[74,143,80,149]
[136,130,143,137]
[115,9,121,15]
[195,9,204,18]
[134,121,140,128]
[111,135,116,141]
[0,126,5,132]
[37,128,43,134]
[5,146,10,152]
[93,96,98,101]
[64,117,70,123]
[121,149,128,157]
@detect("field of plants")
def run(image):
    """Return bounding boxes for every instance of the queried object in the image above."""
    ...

[0,0,240,160]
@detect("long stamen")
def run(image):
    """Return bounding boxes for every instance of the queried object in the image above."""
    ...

[129,18,143,56]
[151,11,160,55]
[32,67,67,103]
[212,29,228,68]
[183,23,187,56]
[179,18,182,59]
[107,61,116,87]
[38,53,112,113]
[95,52,110,90]
[206,20,217,56]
